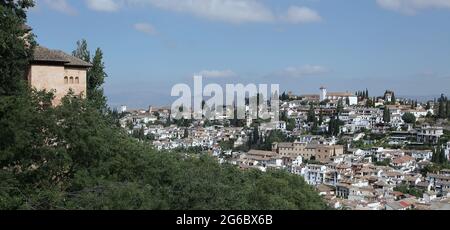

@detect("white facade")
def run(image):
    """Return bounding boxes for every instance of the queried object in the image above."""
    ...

[301,164,328,186]
[445,142,450,160]
[348,96,358,106]
[120,105,127,113]
[320,87,327,102]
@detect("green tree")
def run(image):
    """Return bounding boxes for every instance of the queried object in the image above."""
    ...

[0,0,35,96]
[328,116,343,136]
[307,104,316,123]
[318,109,323,126]
[437,94,447,119]
[87,48,108,109]
[183,128,189,138]
[431,145,448,165]
[72,39,90,63]
[252,126,260,146]
[383,108,391,123]
[337,99,344,114]
[286,118,296,131]
[73,41,108,110]
[281,110,288,122]
[446,100,450,118]
[402,112,416,124]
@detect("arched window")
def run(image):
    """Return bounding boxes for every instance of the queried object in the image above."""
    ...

[64,76,68,84]
[75,77,79,84]
[69,77,74,84]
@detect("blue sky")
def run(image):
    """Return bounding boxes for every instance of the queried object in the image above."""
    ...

[28,0,450,108]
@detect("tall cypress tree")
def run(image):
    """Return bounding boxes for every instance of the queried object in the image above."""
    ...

[307,104,316,123]
[72,39,90,63]
[318,109,323,126]
[446,100,450,118]
[438,94,446,118]
[337,99,344,114]
[73,42,108,110]
[383,108,391,123]
[88,48,108,110]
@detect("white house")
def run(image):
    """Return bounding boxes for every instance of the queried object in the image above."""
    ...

[445,142,450,160]
[301,164,328,186]
[320,86,358,105]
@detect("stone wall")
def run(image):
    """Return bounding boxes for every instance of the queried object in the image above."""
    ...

[29,64,87,105]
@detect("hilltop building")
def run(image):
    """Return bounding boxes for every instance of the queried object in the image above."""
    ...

[299,87,358,105]
[27,46,92,105]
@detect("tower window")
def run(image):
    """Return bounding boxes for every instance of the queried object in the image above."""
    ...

[75,77,79,84]
[64,76,68,84]
[69,77,74,84]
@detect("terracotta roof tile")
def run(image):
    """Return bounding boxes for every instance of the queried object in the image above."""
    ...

[32,46,92,68]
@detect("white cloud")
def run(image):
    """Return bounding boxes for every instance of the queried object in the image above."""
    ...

[377,0,450,14]
[197,70,237,78]
[134,22,158,35]
[281,65,329,77]
[281,6,322,24]
[143,0,275,24]
[80,1,323,25]
[85,0,120,12]
[43,0,77,15]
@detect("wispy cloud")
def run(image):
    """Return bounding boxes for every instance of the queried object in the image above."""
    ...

[277,65,330,78]
[376,0,450,14]
[143,0,275,24]
[280,6,322,24]
[197,70,237,78]
[81,0,322,25]
[43,0,77,15]
[85,0,120,12]
[133,22,158,36]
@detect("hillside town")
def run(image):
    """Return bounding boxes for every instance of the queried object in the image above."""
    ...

[119,87,450,210]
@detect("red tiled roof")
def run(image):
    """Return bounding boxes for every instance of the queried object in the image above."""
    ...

[399,201,410,208]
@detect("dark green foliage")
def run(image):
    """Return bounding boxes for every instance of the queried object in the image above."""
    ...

[394,185,423,198]
[0,0,35,96]
[431,145,448,165]
[328,116,343,136]
[402,112,416,124]
[374,159,391,166]
[132,126,146,140]
[286,118,296,131]
[72,41,108,110]
[72,39,90,62]
[437,94,448,119]
[0,92,328,210]
[219,139,234,151]
[307,104,316,123]
[260,130,292,150]
[280,92,289,101]
[383,108,391,123]
[318,110,323,126]
[336,99,344,114]
[251,126,259,145]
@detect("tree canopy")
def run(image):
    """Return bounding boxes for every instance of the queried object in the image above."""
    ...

[402,112,416,124]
